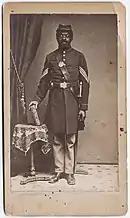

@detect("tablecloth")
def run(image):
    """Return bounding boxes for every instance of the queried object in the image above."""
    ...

[12,123,51,155]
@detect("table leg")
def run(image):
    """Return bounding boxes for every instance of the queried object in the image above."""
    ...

[20,143,52,185]
[30,146,36,176]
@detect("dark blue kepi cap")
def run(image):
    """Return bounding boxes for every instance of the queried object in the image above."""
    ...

[56,24,73,38]
[57,24,72,32]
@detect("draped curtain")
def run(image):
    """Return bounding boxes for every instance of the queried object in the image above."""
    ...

[10,14,43,175]
[10,14,43,130]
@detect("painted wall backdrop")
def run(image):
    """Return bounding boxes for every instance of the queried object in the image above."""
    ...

[25,14,118,164]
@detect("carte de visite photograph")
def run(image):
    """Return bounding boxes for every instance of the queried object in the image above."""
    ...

[3,2,127,216]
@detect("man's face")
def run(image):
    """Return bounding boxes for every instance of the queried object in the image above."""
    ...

[57,31,72,49]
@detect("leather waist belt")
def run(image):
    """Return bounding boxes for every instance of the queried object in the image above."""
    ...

[50,81,78,89]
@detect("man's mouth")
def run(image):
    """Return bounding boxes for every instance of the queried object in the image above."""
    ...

[59,41,70,48]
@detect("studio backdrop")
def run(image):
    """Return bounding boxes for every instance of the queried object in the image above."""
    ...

[10,14,118,175]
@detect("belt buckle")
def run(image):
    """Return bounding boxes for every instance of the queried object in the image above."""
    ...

[60,82,67,89]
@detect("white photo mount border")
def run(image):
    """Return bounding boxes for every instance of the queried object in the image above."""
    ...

[3,2,127,216]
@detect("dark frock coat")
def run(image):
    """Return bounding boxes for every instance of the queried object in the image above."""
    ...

[35,47,90,135]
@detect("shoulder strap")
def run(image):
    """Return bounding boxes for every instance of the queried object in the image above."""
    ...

[56,54,70,81]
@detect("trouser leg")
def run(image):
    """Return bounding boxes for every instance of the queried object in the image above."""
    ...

[52,134,64,173]
[65,134,76,174]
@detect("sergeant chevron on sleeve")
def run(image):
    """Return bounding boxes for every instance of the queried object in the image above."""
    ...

[29,24,90,185]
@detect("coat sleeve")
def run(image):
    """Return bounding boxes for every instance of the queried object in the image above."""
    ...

[79,53,90,111]
[34,55,51,103]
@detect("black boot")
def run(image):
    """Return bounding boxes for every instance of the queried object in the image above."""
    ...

[49,172,63,184]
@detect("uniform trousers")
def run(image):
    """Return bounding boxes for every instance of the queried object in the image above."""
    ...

[52,134,76,174]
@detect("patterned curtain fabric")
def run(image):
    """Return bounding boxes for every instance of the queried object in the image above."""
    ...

[10,14,43,176]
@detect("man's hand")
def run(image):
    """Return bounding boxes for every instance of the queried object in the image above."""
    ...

[78,110,87,121]
[29,101,39,110]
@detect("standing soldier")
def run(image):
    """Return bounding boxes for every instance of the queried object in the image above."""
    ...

[29,24,90,185]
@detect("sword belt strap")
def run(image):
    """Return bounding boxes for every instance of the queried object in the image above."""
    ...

[50,81,78,89]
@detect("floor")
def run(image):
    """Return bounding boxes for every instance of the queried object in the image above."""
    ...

[11,164,118,192]
[11,164,119,192]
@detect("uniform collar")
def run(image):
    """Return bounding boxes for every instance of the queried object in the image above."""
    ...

[58,46,72,53]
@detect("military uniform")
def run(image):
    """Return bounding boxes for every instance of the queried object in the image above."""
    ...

[36,48,89,133]
[33,25,90,177]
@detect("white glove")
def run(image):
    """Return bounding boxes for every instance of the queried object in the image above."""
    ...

[29,101,38,110]
[78,110,87,121]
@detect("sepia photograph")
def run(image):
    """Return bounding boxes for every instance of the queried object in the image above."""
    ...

[3,2,127,216]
